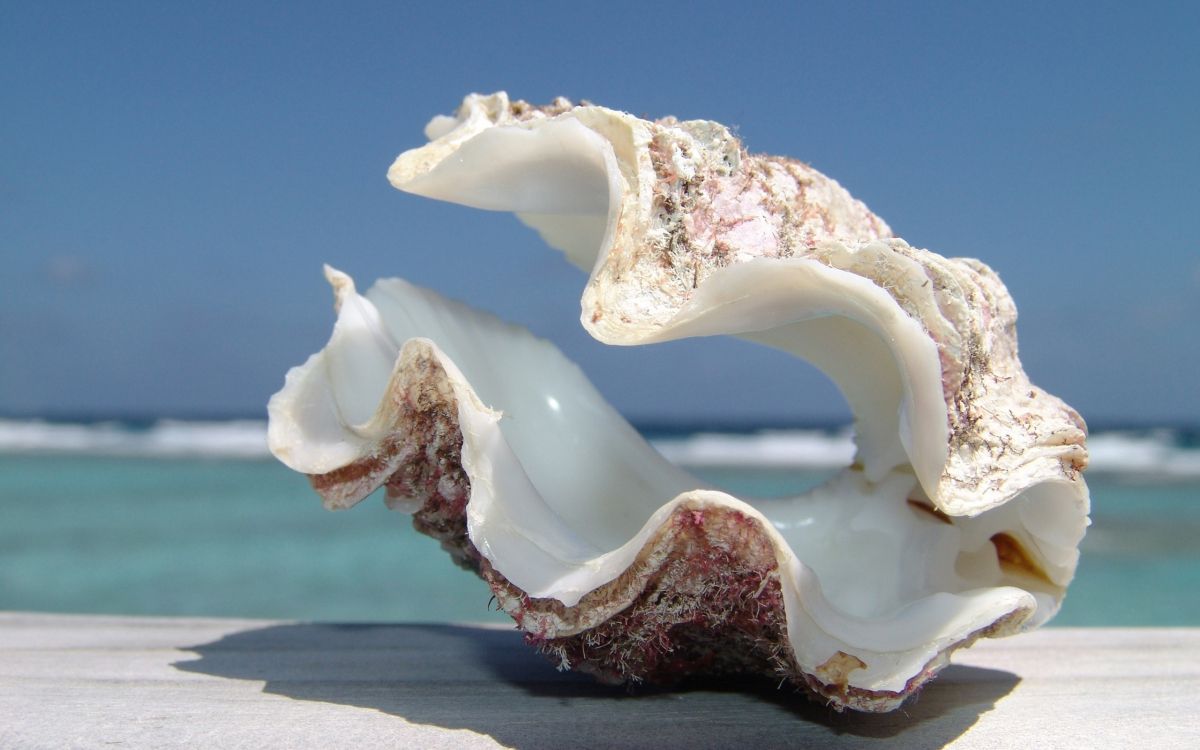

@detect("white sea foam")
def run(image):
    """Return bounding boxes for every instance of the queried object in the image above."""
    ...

[1085,431,1200,479]
[0,419,271,459]
[650,429,856,469]
[652,429,1200,479]
[1,419,1197,478]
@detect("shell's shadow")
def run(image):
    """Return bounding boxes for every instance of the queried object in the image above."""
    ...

[173,622,1018,749]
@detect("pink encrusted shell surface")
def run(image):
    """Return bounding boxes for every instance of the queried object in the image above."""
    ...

[267,93,1090,712]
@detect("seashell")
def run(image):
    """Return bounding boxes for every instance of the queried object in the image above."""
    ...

[267,93,1090,712]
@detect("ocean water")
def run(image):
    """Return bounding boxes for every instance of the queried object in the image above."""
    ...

[1,420,1197,626]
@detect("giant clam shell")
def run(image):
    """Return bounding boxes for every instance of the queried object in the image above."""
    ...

[267,93,1090,712]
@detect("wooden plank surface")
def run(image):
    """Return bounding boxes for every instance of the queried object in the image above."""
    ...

[1,613,1196,749]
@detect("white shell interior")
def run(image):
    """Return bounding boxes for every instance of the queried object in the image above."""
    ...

[268,267,1086,693]
[268,94,1089,695]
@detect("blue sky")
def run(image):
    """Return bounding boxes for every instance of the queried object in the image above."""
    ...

[2,2,1197,425]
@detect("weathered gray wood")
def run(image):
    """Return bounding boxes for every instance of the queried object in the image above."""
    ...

[1,613,1197,749]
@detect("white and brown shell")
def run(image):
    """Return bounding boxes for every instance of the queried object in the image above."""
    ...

[267,93,1090,712]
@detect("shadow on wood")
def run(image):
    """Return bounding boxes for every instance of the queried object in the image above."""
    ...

[173,622,1018,749]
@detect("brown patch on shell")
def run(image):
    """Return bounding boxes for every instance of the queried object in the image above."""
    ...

[508,95,576,121]
[991,532,1054,587]
[809,604,1032,713]
[309,442,391,494]
[814,651,868,690]
[907,498,954,525]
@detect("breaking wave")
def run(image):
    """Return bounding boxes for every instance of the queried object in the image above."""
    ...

[650,428,856,469]
[0,419,270,460]
[1,419,1197,478]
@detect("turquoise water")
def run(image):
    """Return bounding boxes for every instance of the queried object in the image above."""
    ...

[1,455,1196,625]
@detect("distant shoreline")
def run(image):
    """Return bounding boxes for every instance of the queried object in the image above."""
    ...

[1,411,1197,437]
[1,416,1198,478]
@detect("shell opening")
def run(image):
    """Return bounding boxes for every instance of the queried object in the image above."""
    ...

[270,92,1090,703]
[269,269,1085,691]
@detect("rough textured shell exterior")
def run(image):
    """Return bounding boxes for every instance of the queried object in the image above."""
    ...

[268,93,1091,712]
[389,92,1087,519]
